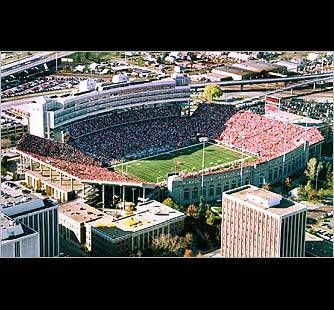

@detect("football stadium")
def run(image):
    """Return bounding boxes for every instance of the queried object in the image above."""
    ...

[16,73,324,207]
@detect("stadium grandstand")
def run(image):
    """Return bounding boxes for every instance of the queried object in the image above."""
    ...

[279,98,333,123]
[29,74,191,141]
[17,75,325,206]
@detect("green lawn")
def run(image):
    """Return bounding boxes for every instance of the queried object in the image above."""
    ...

[115,143,252,183]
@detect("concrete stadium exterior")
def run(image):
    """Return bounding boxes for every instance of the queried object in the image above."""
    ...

[167,141,322,205]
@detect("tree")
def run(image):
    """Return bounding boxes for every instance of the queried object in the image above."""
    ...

[186,204,198,219]
[205,210,216,226]
[203,84,223,103]
[262,183,272,191]
[73,52,82,63]
[152,233,193,257]
[162,197,175,208]
[308,227,316,234]
[84,52,92,61]
[198,196,207,220]
[125,203,136,215]
[283,177,292,191]
[12,172,18,181]
[308,189,318,201]
[319,161,331,180]
[315,161,323,191]
[184,248,193,257]
[318,188,325,200]
[325,162,333,188]
[1,138,11,149]
[297,185,306,198]
[305,158,318,183]
[305,180,313,194]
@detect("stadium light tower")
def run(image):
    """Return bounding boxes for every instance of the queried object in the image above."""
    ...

[199,136,209,198]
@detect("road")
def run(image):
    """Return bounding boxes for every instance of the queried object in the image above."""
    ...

[235,76,333,107]
[1,52,52,71]
[1,51,74,78]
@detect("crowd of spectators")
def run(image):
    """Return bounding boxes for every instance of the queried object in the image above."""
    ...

[217,110,324,162]
[280,99,333,122]
[68,103,236,164]
[179,110,324,179]
[16,133,130,182]
[67,103,181,138]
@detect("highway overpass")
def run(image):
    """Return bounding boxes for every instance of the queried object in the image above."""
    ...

[235,76,333,108]
[1,51,74,78]
[190,72,334,90]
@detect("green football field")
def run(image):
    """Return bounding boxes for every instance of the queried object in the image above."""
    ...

[114,143,253,183]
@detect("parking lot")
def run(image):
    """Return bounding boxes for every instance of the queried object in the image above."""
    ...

[1,76,83,99]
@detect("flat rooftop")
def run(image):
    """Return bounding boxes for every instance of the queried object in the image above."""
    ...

[213,65,254,76]
[59,199,104,224]
[249,188,282,200]
[90,200,186,240]
[0,214,37,241]
[265,110,323,126]
[232,60,285,74]
[1,181,58,217]
[224,185,307,217]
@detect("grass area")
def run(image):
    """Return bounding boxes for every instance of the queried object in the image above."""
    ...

[115,143,251,183]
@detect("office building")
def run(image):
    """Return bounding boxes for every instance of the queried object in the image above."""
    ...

[87,200,186,256]
[0,213,40,257]
[1,182,59,257]
[221,185,307,257]
[232,60,287,75]
[59,199,185,256]
[59,199,104,251]
[211,66,255,80]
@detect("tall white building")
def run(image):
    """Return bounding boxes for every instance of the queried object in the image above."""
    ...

[0,214,40,258]
[221,185,307,257]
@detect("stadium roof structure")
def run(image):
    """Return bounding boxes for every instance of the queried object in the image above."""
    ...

[265,109,326,129]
